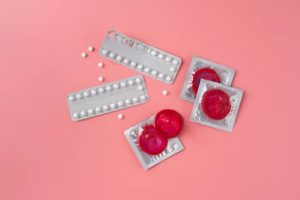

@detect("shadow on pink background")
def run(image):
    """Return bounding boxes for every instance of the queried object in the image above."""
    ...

[1,0,299,199]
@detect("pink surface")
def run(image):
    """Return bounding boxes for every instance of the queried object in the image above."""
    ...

[1,0,300,199]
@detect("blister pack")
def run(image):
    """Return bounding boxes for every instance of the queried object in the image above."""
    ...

[124,116,184,170]
[67,76,148,121]
[100,31,182,84]
[180,56,235,103]
[190,79,243,132]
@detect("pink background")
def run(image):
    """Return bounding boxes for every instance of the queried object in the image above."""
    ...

[1,0,300,199]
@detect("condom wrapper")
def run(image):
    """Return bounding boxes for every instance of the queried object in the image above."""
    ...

[190,79,243,132]
[180,56,235,103]
[124,116,184,170]
[100,31,182,84]
[67,75,148,121]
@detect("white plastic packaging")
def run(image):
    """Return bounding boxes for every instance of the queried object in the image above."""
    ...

[180,56,235,103]
[100,31,182,84]
[124,116,184,170]
[190,79,243,132]
[67,75,148,121]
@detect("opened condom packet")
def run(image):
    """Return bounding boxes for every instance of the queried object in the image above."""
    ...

[124,116,184,170]
[190,79,243,132]
[100,31,182,84]
[180,56,235,103]
[67,75,148,121]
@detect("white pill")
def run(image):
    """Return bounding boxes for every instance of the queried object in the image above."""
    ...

[130,61,137,67]
[88,109,94,114]
[98,62,104,68]
[165,56,171,62]
[140,95,146,100]
[166,76,172,82]
[118,101,124,107]
[88,46,94,52]
[162,90,169,96]
[128,80,134,86]
[76,94,82,99]
[144,68,150,73]
[117,114,124,120]
[151,50,157,56]
[120,82,127,88]
[81,52,87,58]
[83,91,90,97]
[172,59,179,65]
[80,111,86,116]
[158,54,164,59]
[72,113,79,118]
[102,49,108,55]
[137,64,143,70]
[116,56,122,61]
[109,52,115,58]
[105,86,112,91]
[132,97,138,103]
[113,83,119,89]
[138,85,144,90]
[68,96,75,101]
[98,87,104,93]
[135,78,141,83]
[98,76,104,82]
[125,99,131,105]
[151,70,158,76]
[110,103,116,109]
[91,89,97,95]
[169,67,176,72]
[123,58,129,64]
[158,73,165,79]
[102,105,109,111]
[95,107,101,112]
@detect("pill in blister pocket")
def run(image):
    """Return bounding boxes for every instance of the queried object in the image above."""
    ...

[100,31,182,84]
[66,75,149,121]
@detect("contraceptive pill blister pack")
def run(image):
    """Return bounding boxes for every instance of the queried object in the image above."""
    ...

[190,79,243,132]
[124,116,184,170]
[180,56,236,103]
[100,31,182,84]
[67,75,148,121]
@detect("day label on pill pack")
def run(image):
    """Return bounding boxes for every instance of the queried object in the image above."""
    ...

[67,75,148,121]
[124,116,184,170]
[100,31,182,84]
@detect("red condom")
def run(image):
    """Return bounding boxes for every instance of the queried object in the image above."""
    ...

[201,89,231,120]
[154,109,183,138]
[138,125,168,155]
[192,67,220,94]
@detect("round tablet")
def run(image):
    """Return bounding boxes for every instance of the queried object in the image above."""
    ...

[138,125,168,155]
[154,109,183,138]
[162,90,168,96]
[117,114,124,120]
[192,67,220,94]
[201,89,231,120]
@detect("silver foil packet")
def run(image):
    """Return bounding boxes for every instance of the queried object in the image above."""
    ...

[67,75,148,121]
[124,116,184,170]
[190,79,243,132]
[180,56,236,103]
[100,31,182,84]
